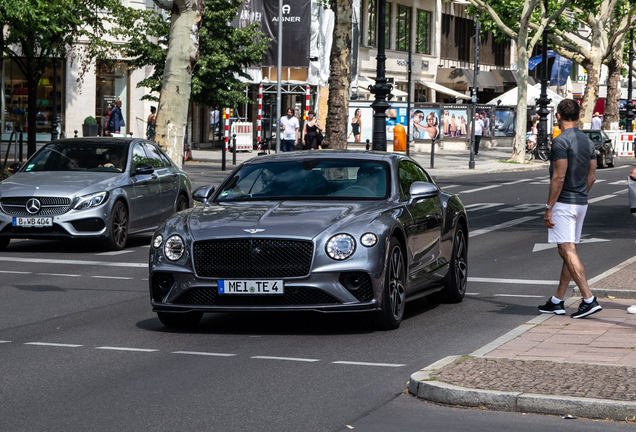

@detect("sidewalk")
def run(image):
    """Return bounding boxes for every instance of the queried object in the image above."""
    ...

[188,145,549,178]
[409,257,636,421]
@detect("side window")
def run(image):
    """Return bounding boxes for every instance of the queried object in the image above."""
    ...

[143,143,167,168]
[132,144,148,168]
[156,146,174,167]
[398,161,430,200]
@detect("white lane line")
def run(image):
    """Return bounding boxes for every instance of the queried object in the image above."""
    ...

[469,216,540,237]
[464,203,505,212]
[96,346,158,352]
[96,250,136,256]
[610,180,628,185]
[457,184,502,194]
[92,276,134,280]
[251,356,320,362]
[25,342,83,348]
[37,273,81,277]
[0,341,11,344]
[464,293,480,296]
[469,277,570,285]
[332,361,405,367]
[588,194,617,203]
[441,184,460,189]
[502,179,533,185]
[0,257,146,268]
[0,270,31,274]
[493,294,544,298]
[173,351,237,357]
[616,189,628,194]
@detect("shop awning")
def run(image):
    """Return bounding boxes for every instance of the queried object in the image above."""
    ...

[436,68,510,92]
[417,81,471,100]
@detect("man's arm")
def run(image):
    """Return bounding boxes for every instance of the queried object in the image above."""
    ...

[544,158,567,228]
[586,158,596,192]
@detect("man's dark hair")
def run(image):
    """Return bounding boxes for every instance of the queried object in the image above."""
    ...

[150,106,156,113]
[287,108,295,115]
[557,99,579,122]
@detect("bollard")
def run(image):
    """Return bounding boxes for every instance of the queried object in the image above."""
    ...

[366,139,370,151]
[18,130,23,162]
[232,134,237,166]
[430,138,435,169]
[393,124,406,152]
[74,130,78,138]
[221,139,226,172]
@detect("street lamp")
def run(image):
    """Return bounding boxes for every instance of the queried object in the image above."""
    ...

[369,0,391,151]
[536,0,551,149]
[469,13,479,170]
[627,29,635,133]
[51,58,59,141]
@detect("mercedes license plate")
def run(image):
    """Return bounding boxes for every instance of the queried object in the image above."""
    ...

[219,280,284,295]
[13,217,53,228]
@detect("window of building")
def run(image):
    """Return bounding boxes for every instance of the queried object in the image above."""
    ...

[385,2,392,49]
[96,60,128,136]
[396,5,412,51]
[367,0,376,46]
[416,9,431,55]
[3,58,65,141]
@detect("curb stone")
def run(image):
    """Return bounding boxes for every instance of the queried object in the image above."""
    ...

[409,356,636,421]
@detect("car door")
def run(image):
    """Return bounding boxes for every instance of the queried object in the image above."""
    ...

[128,143,162,229]
[143,143,179,219]
[397,160,443,289]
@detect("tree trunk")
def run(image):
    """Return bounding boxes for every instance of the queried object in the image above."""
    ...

[511,27,530,163]
[579,58,602,129]
[324,0,352,150]
[153,0,204,167]
[602,40,624,130]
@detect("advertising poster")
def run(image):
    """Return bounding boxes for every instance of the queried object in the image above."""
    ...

[411,103,443,141]
[386,103,408,141]
[475,106,494,138]
[442,106,468,139]
[493,107,516,137]
[347,102,409,144]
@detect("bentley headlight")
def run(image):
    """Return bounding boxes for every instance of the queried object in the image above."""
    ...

[360,233,378,247]
[75,191,108,210]
[326,234,356,260]
[153,235,163,249]
[164,235,185,261]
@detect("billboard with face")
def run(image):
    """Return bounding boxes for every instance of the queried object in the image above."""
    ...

[411,103,442,141]
[442,107,469,139]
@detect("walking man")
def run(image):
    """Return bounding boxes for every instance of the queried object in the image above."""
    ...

[539,99,601,319]
[280,108,299,152]
[107,99,125,135]
[469,112,484,154]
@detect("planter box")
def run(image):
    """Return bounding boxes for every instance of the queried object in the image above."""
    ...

[82,124,98,137]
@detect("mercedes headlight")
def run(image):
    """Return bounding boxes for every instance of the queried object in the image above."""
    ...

[164,235,185,261]
[326,234,356,260]
[74,191,108,210]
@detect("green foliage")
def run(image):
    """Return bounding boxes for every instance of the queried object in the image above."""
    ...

[112,0,269,108]
[83,116,96,125]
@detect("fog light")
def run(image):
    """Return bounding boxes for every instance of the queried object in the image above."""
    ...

[152,273,175,302]
[360,233,377,247]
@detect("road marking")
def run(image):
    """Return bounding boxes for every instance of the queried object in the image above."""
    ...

[0,257,147,268]
[493,294,544,298]
[588,194,617,203]
[96,346,158,352]
[458,184,502,194]
[610,180,628,185]
[464,292,480,296]
[172,351,236,357]
[96,250,136,256]
[470,216,540,237]
[25,342,83,348]
[37,273,81,277]
[469,277,563,285]
[251,356,320,362]
[173,351,237,357]
[0,341,11,344]
[0,270,31,274]
[92,276,134,280]
[532,237,610,252]
[502,179,533,185]
[464,203,504,212]
[332,361,405,367]
[616,189,628,194]
[441,184,460,189]
[498,204,544,213]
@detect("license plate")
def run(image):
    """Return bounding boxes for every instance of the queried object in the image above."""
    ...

[13,217,53,227]
[219,280,284,295]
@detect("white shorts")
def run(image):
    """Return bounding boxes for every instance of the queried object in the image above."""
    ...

[548,202,588,244]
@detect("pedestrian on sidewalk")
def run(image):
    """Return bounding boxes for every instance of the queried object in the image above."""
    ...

[146,106,156,141]
[106,100,125,135]
[279,108,299,152]
[469,113,484,154]
[210,107,219,142]
[539,98,601,319]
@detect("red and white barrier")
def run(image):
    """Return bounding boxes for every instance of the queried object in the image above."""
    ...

[224,108,230,151]
[618,133,634,157]
[257,85,262,150]
[305,85,310,120]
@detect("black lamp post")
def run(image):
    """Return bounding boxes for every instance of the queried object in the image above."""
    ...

[469,13,479,170]
[370,0,391,151]
[51,58,59,141]
[627,29,635,133]
[536,0,551,149]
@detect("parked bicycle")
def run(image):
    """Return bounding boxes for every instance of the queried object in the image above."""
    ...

[526,133,550,161]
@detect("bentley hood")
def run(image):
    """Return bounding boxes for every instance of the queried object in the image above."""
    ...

[187,201,384,240]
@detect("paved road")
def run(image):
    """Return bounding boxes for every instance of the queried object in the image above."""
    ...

[1,159,635,431]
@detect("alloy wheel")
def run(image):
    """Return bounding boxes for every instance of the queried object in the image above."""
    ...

[389,245,406,321]
[112,202,128,248]
[453,229,468,296]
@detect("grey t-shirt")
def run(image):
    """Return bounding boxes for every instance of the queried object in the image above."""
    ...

[549,127,595,205]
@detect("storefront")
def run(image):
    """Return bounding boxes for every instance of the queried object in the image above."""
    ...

[95,60,128,136]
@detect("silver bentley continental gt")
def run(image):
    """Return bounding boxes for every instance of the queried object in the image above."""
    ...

[0,138,192,251]
[150,151,468,330]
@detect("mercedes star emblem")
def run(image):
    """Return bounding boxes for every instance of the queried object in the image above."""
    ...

[26,198,41,215]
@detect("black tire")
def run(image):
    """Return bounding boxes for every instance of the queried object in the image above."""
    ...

[597,155,604,169]
[105,201,128,250]
[175,194,189,213]
[372,237,406,330]
[429,226,468,303]
[607,153,615,168]
[537,144,549,162]
[0,237,9,251]
[157,311,203,329]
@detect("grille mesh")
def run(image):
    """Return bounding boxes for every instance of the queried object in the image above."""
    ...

[193,239,313,278]
[174,287,341,306]
[0,197,71,216]
[339,272,374,302]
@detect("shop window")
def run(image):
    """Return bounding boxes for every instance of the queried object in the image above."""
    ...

[416,10,431,55]
[396,5,411,51]
[96,60,128,136]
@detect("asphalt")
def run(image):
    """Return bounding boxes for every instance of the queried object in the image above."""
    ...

[188,143,636,422]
